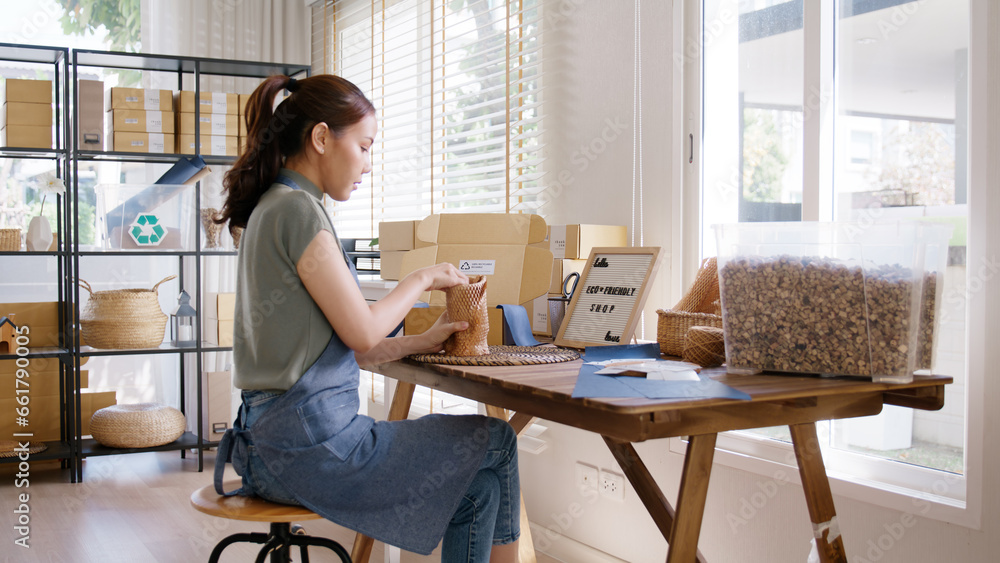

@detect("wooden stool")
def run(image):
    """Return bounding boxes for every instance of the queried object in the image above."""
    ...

[191,482,351,563]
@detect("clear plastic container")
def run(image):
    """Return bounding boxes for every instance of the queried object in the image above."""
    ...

[713,221,953,383]
[95,183,197,251]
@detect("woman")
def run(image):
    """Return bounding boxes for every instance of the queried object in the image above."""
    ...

[213,74,521,562]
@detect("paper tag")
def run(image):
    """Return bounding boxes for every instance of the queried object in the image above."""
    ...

[457,260,495,275]
[143,92,161,111]
[549,225,567,259]
[212,92,228,114]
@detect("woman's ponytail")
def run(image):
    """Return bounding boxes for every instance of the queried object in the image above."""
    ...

[216,74,375,233]
[217,75,295,233]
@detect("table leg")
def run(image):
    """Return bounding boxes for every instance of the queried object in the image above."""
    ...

[667,433,717,563]
[603,437,709,563]
[789,423,848,563]
[351,382,416,563]
[486,405,538,563]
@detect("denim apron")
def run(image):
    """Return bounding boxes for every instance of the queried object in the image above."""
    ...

[214,173,492,555]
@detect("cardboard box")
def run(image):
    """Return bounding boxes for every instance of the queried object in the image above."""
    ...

[416,213,547,246]
[110,131,174,153]
[177,112,239,136]
[0,302,62,348]
[525,294,551,336]
[238,93,249,115]
[78,79,104,149]
[239,114,247,137]
[176,91,240,115]
[405,306,506,346]
[0,78,51,104]
[1,125,52,149]
[548,258,589,295]
[379,220,416,251]
[203,292,236,321]
[205,319,234,346]
[107,87,173,112]
[546,224,629,259]
[379,250,407,280]
[177,134,238,156]
[0,395,60,441]
[2,101,52,126]
[107,109,175,133]
[202,371,233,441]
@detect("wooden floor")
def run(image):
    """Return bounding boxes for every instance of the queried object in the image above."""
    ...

[0,450,560,563]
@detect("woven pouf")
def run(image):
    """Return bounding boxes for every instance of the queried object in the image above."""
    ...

[682,326,727,368]
[90,403,186,448]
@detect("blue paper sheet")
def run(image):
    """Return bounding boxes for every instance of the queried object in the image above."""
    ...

[571,344,751,401]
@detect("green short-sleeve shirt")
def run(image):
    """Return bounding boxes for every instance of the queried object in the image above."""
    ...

[232,168,339,390]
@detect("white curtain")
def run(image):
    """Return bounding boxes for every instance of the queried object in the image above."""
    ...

[139,0,311,425]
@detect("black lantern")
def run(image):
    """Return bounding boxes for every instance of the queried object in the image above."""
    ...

[171,290,197,348]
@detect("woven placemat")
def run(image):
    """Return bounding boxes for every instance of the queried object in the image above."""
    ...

[409,345,580,366]
[0,441,47,458]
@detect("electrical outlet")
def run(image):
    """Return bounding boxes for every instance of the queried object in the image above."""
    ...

[599,469,625,501]
[575,462,599,490]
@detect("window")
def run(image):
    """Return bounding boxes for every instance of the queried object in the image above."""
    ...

[688,0,974,524]
[311,0,544,239]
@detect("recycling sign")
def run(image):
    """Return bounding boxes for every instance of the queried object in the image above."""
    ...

[128,214,167,246]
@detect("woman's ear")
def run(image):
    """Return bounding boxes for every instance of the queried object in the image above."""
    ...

[310,122,329,155]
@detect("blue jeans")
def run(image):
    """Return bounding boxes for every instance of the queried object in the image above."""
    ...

[240,390,521,561]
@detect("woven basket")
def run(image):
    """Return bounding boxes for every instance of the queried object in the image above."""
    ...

[90,403,186,448]
[0,228,21,251]
[656,257,723,357]
[656,309,723,356]
[79,275,175,349]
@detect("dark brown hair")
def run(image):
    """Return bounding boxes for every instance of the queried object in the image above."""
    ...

[217,74,375,233]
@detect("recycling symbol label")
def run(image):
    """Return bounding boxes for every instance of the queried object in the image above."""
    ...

[128,214,167,246]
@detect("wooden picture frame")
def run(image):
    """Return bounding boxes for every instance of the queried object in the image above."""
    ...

[554,246,663,349]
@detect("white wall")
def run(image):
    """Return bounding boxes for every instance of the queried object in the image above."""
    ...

[523,0,1000,561]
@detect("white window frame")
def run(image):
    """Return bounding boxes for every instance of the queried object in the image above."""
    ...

[675,0,985,529]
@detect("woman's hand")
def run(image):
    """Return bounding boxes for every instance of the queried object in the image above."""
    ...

[415,262,469,291]
[414,311,469,354]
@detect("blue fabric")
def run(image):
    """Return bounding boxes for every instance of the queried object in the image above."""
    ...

[214,200,518,556]
[496,304,541,346]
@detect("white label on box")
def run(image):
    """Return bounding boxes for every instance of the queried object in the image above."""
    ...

[210,136,227,155]
[126,95,139,102]
[125,117,139,124]
[458,259,496,275]
[531,294,548,333]
[148,133,165,152]
[210,118,227,135]
[130,140,144,147]
[146,113,164,133]
[549,225,567,259]
[143,92,162,111]
[212,92,228,114]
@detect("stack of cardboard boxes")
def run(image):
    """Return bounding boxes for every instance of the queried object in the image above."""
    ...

[377,220,434,281]
[78,79,104,150]
[398,214,554,345]
[203,292,235,347]
[531,224,629,336]
[176,90,239,156]
[0,302,115,442]
[106,86,175,153]
[0,78,53,149]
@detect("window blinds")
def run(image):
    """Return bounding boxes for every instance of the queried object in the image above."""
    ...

[311,0,544,238]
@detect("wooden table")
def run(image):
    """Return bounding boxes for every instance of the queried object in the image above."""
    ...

[351,356,951,563]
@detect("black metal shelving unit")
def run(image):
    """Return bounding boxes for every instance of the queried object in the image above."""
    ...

[65,49,310,482]
[0,43,73,474]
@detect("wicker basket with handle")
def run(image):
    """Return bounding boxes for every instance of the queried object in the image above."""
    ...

[656,257,723,357]
[79,275,176,349]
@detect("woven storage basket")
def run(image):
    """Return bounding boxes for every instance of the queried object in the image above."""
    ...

[656,257,723,357]
[79,275,175,349]
[90,403,186,448]
[0,228,21,251]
